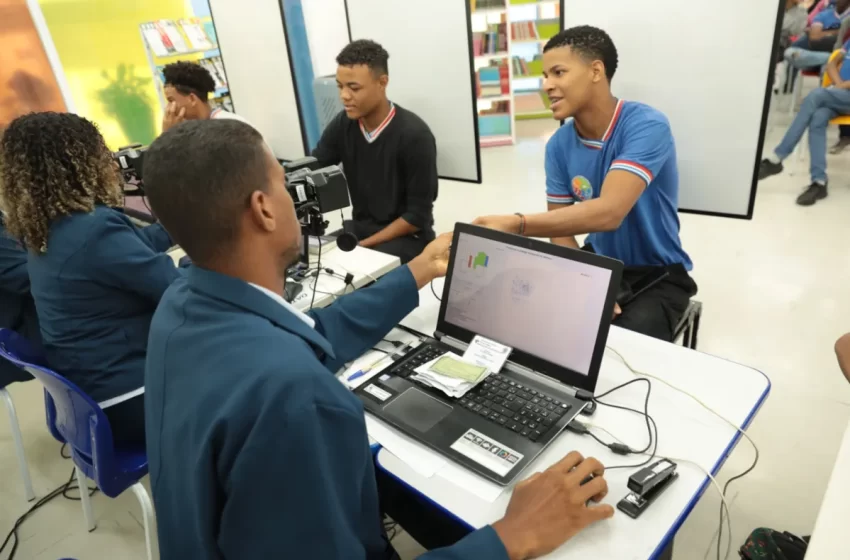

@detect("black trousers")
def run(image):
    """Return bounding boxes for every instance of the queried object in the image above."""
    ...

[103,394,146,445]
[344,220,433,265]
[613,263,698,342]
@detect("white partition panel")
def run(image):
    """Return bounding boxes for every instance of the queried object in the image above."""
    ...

[561,0,782,217]
[208,0,305,159]
[345,0,481,183]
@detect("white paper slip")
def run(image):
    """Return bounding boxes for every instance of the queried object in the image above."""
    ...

[463,335,513,372]
[364,415,447,478]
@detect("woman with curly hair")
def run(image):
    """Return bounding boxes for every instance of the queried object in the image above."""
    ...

[0,112,181,444]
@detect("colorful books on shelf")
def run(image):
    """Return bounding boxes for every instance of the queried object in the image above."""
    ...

[472,22,508,55]
[476,63,509,98]
[510,21,538,41]
[511,56,543,77]
[471,0,507,10]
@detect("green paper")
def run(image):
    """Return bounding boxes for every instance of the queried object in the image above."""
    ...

[430,356,489,383]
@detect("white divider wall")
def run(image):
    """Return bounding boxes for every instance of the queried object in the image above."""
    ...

[302,0,350,78]
[345,0,481,183]
[207,0,305,159]
[561,0,781,217]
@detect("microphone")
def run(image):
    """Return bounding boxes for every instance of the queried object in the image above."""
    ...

[336,231,358,252]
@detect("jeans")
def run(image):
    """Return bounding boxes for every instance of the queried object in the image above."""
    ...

[775,87,850,183]
[785,47,832,70]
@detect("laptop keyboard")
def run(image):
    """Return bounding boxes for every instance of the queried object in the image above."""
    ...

[391,344,572,442]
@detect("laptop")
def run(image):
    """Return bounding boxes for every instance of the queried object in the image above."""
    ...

[355,223,623,485]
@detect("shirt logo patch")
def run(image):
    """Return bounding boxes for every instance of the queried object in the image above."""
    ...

[571,176,593,201]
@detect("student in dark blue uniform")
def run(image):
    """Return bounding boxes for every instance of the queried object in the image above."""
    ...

[474,26,697,342]
[142,119,614,560]
[0,112,182,444]
[0,214,38,386]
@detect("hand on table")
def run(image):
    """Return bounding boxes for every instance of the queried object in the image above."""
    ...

[613,302,622,320]
[492,452,614,560]
[408,232,452,289]
[472,214,522,234]
[162,102,186,132]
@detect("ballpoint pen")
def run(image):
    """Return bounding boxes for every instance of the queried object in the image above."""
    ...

[347,341,416,382]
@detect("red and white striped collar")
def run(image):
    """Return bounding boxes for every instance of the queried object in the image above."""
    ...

[359,102,396,143]
[578,98,625,150]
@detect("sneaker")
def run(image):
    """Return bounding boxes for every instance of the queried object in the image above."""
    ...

[796,182,828,206]
[758,159,784,180]
[829,137,850,155]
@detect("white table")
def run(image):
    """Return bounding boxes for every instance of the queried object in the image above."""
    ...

[167,245,400,311]
[371,278,771,559]
[806,418,850,558]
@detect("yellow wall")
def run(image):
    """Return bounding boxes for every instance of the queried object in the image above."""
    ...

[38,0,193,149]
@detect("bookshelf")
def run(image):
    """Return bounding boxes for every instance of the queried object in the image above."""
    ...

[469,0,560,147]
[139,18,233,116]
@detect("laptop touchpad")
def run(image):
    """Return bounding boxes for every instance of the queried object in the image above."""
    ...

[384,388,452,433]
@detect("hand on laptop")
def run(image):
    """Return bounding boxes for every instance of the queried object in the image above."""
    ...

[408,233,452,289]
[491,452,614,560]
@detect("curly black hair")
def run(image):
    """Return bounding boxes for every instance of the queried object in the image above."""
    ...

[162,61,216,99]
[0,112,121,252]
[544,25,619,82]
[336,39,389,76]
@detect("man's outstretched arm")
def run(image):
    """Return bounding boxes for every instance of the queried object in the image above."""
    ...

[836,333,850,383]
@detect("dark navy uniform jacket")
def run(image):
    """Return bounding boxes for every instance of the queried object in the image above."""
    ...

[0,215,38,385]
[145,264,508,559]
[27,206,180,403]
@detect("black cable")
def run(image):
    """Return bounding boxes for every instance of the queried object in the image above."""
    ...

[60,443,70,459]
[717,437,759,560]
[58,444,98,500]
[0,468,77,559]
[309,235,322,310]
[591,378,657,470]
[430,280,441,301]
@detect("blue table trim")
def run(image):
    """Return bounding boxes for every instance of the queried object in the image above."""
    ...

[375,359,773,558]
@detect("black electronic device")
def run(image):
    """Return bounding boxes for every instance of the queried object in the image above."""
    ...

[617,459,678,519]
[114,144,147,194]
[354,223,624,485]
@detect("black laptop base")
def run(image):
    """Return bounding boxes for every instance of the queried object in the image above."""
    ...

[356,343,586,485]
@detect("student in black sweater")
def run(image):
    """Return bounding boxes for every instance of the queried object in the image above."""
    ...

[312,40,438,264]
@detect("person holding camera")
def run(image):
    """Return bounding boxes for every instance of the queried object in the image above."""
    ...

[0,112,182,444]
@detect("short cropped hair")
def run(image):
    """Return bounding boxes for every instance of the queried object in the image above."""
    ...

[143,120,269,263]
[336,39,389,76]
[162,61,216,100]
[544,26,619,82]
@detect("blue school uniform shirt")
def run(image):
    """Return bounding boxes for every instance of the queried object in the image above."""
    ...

[813,6,848,30]
[145,265,509,560]
[545,99,692,270]
[840,40,850,81]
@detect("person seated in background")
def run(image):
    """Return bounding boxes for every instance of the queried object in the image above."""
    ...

[142,119,614,559]
[0,213,38,386]
[758,37,850,205]
[312,39,438,264]
[474,26,696,342]
[831,16,850,153]
[785,0,850,70]
[782,0,811,52]
[160,61,257,133]
[0,112,182,445]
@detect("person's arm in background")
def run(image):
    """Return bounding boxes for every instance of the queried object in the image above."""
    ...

[136,222,174,253]
[475,117,673,239]
[218,380,615,560]
[311,112,344,167]
[307,235,450,371]
[544,137,580,249]
[836,333,850,383]
[359,131,437,248]
[88,211,183,304]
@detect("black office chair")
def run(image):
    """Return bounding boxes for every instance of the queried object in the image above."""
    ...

[673,300,702,350]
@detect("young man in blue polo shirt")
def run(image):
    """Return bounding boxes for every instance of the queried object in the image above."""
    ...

[474,26,696,342]
[759,37,850,205]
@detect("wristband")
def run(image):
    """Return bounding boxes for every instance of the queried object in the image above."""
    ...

[514,212,526,236]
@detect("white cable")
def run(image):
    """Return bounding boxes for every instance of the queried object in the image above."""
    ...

[604,345,759,560]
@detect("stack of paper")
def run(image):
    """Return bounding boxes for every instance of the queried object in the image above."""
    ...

[412,352,491,398]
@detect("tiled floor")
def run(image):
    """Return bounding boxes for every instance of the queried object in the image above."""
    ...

[2,94,850,559]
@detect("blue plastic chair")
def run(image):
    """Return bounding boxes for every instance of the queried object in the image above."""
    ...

[0,329,154,560]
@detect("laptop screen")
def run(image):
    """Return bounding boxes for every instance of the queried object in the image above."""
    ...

[442,230,613,377]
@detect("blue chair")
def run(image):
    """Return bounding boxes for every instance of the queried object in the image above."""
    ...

[0,379,35,502]
[0,329,154,560]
